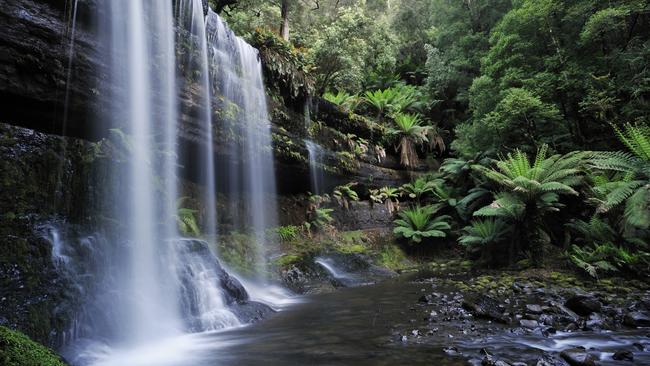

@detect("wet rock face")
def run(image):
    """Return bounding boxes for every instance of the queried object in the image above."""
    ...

[0,123,103,346]
[0,0,104,140]
[331,201,394,231]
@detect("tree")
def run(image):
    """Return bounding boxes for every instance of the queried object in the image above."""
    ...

[389,113,430,168]
[473,145,589,265]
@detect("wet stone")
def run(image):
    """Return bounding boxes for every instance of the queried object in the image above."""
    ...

[565,295,602,317]
[612,350,634,361]
[623,311,650,327]
[559,347,597,366]
[526,304,544,314]
[519,319,539,329]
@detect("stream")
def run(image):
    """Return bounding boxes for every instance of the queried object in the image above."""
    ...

[97,274,648,366]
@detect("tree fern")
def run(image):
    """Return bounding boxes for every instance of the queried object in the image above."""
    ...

[589,123,650,229]
[472,144,588,265]
[459,219,509,247]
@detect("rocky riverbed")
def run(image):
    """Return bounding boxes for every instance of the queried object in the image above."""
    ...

[160,267,649,366]
[395,270,650,366]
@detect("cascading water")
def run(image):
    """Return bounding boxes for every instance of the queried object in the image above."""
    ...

[305,139,326,195]
[206,10,278,272]
[51,1,264,365]
[304,101,325,194]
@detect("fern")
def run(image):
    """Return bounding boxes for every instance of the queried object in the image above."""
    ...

[393,205,451,244]
[459,219,509,247]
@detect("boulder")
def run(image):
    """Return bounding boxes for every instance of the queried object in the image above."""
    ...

[462,294,508,324]
[559,347,597,366]
[519,319,540,329]
[565,295,601,316]
[526,304,544,315]
[623,311,650,327]
[612,350,634,361]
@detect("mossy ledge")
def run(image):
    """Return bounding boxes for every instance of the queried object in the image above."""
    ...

[0,326,67,366]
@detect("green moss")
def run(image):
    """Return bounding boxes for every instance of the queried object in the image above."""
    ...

[0,327,66,366]
[376,244,409,270]
[217,232,263,277]
[274,254,302,267]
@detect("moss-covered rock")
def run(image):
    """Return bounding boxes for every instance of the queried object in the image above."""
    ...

[0,326,67,366]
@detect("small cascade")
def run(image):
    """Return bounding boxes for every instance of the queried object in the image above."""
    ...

[174,239,241,331]
[305,139,326,195]
[206,10,278,272]
[315,257,353,281]
[304,100,325,194]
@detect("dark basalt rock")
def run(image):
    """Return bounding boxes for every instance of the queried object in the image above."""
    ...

[612,350,634,361]
[564,295,602,317]
[230,301,274,324]
[623,311,650,328]
[559,347,596,366]
[462,294,508,324]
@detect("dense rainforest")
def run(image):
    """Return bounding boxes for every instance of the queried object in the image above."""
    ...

[0,0,649,365]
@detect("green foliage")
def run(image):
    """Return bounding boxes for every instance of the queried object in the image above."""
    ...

[369,187,400,214]
[393,205,452,244]
[274,225,301,242]
[459,219,509,247]
[176,198,201,237]
[589,123,650,229]
[333,182,359,209]
[473,145,589,264]
[388,113,430,168]
[312,208,334,231]
[400,177,436,202]
[251,29,314,100]
[568,243,649,279]
[323,91,361,112]
[0,326,66,366]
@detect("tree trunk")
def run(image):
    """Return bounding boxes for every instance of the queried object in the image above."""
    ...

[280,0,290,41]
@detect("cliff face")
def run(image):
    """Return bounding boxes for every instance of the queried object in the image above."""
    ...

[0,0,103,139]
[0,0,414,196]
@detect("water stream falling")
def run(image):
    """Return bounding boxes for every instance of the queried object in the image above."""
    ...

[49,1,284,364]
[304,101,325,194]
[305,139,325,195]
[206,9,278,273]
[46,0,290,363]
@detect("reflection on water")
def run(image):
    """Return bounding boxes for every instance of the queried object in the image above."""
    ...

[70,276,650,366]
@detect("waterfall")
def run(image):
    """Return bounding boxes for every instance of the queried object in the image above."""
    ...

[105,0,182,343]
[47,1,285,364]
[206,10,278,273]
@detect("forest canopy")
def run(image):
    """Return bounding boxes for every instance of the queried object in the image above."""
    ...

[212,0,650,275]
